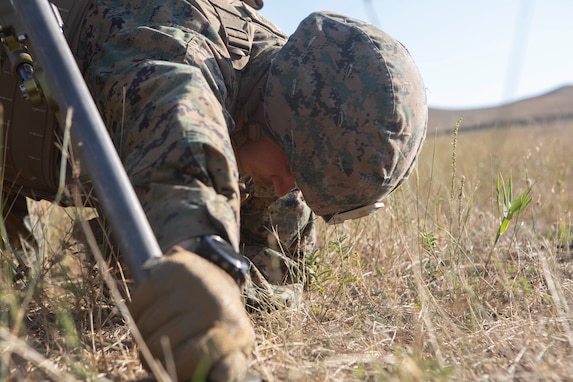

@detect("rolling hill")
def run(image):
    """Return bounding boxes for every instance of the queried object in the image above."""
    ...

[428,85,573,134]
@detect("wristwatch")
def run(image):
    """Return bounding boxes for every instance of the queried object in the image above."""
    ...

[188,235,249,286]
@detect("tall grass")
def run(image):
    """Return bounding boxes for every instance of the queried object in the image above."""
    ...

[0,120,572,381]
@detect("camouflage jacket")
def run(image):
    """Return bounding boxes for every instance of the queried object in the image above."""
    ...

[75,0,315,265]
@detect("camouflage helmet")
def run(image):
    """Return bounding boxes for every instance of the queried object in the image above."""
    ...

[264,11,427,222]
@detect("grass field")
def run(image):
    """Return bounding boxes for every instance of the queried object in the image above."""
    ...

[1,119,572,381]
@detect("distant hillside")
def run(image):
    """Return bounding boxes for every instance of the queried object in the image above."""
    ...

[428,85,573,134]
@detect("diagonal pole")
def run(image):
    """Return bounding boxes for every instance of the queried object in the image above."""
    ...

[6,0,162,285]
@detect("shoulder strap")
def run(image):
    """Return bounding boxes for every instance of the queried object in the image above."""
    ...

[241,0,263,10]
[209,0,254,70]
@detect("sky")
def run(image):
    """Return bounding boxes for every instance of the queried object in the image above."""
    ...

[259,1,573,110]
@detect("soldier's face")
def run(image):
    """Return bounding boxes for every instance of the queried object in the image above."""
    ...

[236,137,296,197]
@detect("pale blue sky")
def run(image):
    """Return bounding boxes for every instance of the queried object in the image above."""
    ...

[259,1,573,109]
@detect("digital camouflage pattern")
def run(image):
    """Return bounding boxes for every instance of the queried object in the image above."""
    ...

[265,12,428,217]
[240,182,315,283]
[74,0,314,278]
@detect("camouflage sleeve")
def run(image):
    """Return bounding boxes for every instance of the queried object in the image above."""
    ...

[240,181,316,283]
[77,5,241,251]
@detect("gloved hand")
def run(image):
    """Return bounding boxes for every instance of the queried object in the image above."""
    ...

[129,248,255,381]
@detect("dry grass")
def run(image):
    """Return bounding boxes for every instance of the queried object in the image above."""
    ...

[1,120,572,381]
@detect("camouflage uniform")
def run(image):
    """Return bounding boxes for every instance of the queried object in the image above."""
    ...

[75,0,315,282]
[2,4,427,378]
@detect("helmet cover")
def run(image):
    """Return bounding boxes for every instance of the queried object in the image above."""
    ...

[264,11,427,217]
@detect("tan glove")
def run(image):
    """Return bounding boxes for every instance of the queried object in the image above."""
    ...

[130,248,255,381]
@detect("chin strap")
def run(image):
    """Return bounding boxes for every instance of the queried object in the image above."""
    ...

[231,121,265,148]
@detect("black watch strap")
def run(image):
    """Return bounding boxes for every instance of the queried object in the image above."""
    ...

[191,235,248,286]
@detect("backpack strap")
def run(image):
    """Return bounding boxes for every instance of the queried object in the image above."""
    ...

[209,0,254,70]
[241,0,263,10]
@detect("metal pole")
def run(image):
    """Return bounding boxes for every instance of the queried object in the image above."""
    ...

[11,0,162,284]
